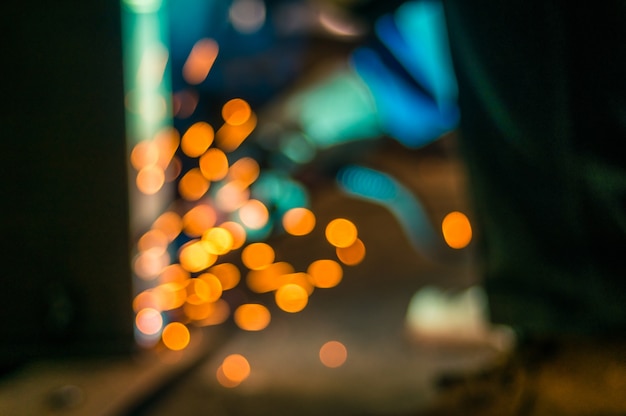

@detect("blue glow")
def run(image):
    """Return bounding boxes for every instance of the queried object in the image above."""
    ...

[251,171,309,214]
[279,131,316,164]
[382,0,458,109]
[351,47,458,148]
[337,165,439,258]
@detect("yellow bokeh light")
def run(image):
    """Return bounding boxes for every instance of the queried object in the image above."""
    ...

[178,168,210,201]
[275,283,308,313]
[241,242,275,270]
[181,121,214,158]
[336,238,366,266]
[201,227,234,255]
[208,263,241,290]
[239,199,269,230]
[221,354,251,383]
[199,148,229,181]
[182,38,219,85]
[218,221,246,250]
[325,218,358,248]
[183,204,217,237]
[152,211,183,242]
[282,207,316,236]
[222,98,251,126]
[307,259,343,289]
[179,240,217,273]
[319,341,347,368]
[136,165,165,195]
[135,308,163,335]
[441,211,472,249]
[161,322,191,351]
[234,303,271,331]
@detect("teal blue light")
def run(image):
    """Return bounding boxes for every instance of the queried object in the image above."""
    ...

[279,131,316,164]
[287,69,383,149]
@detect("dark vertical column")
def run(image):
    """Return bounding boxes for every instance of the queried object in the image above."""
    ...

[1,0,134,371]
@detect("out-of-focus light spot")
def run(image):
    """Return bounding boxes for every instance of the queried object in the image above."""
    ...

[194,298,230,326]
[136,165,165,195]
[336,238,366,266]
[181,121,214,158]
[182,38,219,85]
[216,365,241,388]
[197,273,223,302]
[241,242,275,270]
[135,308,163,335]
[131,140,159,170]
[137,43,169,88]
[173,89,199,119]
[229,0,266,34]
[279,132,316,164]
[215,112,257,152]
[179,240,217,272]
[164,156,182,182]
[186,277,218,305]
[123,0,162,14]
[133,290,160,312]
[218,222,246,250]
[234,303,271,331]
[178,168,210,201]
[183,204,217,237]
[319,9,366,38]
[307,259,343,289]
[184,300,217,321]
[282,207,316,236]
[238,199,269,230]
[161,322,190,351]
[275,283,308,313]
[152,211,183,242]
[222,98,252,126]
[202,227,234,255]
[441,211,472,249]
[283,272,314,295]
[228,157,260,187]
[138,93,168,124]
[199,148,229,181]
[221,354,251,384]
[246,261,295,293]
[159,264,190,285]
[154,127,180,169]
[325,218,358,248]
[215,181,250,212]
[134,250,169,280]
[153,282,187,311]
[138,229,169,254]
[319,341,348,368]
[209,263,241,290]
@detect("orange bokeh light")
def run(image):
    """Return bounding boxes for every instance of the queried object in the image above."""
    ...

[325,218,358,248]
[245,262,295,293]
[241,242,275,270]
[152,211,183,242]
[335,238,366,266]
[275,283,308,313]
[319,341,348,368]
[135,308,163,335]
[221,354,251,383]
[227,157,260,186]
[208,262,241,290]
[201,227,234,255]
[197,273,223,302]
[307,259,343,289]
[199,148,229,181]
[136,165,165,195]
[181,121,214,158]
[234,303,271,331]
[222,98,252,126]
[239,199,269,230]
[179,240,217,273]
[178,168,210,201]
[183,204,217,237]
[130,140,159,170]
[161,322,190,351]
[441,211,472,249]
[218,221,246,250]
[282,207,316,236]
[182,38,219,85]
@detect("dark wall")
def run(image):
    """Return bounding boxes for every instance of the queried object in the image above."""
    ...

[1,1,134,370]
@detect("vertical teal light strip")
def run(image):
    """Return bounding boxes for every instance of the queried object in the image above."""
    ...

[121,0,173,147]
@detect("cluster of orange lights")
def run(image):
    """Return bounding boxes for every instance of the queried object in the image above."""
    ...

[129,35,474,388]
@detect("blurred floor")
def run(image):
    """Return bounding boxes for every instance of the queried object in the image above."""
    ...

[0,140,501,416]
